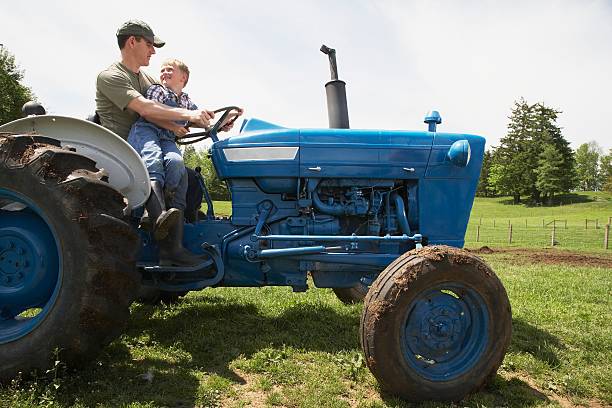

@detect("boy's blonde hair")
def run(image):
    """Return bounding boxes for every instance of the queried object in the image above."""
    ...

[162,58,190,86]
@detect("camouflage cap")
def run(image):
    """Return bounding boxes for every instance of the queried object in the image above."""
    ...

[116,20,165,48]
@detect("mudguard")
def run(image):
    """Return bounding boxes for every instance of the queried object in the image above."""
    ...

[0,115,150,208]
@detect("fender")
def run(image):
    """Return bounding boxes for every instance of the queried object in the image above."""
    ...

[0,115,150,209]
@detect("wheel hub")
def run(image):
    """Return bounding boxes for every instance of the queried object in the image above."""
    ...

[420,305,465,355]
[0,237,32,288]
[0,209,59,323]
[403,285,488,380]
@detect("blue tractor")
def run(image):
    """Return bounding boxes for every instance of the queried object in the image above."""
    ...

[0,47,511,402]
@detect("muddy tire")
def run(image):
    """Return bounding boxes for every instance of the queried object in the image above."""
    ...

[360,245,511,402]
[0,134,140,381]
[333,282,369,304]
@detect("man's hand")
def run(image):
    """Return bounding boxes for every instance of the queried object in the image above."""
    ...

[189,109,215,128]
[220,108,244,132]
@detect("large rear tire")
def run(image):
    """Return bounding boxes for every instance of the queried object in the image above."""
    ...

[360,246,511,402]
[0,134,140,381]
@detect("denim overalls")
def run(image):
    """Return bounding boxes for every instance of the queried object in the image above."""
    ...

[127,91,189,210]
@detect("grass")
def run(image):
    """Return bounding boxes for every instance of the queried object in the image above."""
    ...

[2,250,611,407]
[466,192,612,250]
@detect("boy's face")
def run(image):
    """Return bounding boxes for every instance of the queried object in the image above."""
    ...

[160,64,187,91]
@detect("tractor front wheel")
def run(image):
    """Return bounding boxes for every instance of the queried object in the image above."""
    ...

[360,246,511,402]
[0,134,139,381]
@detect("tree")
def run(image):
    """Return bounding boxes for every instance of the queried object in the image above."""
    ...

[600,149,612,193]
[182,145,230,201]
[476,150,494,196]
[535,143,565,204]
[0,46,34,125]
[575,141,602,191]
[489,99,535,203]
[531,103,576,195]
[490,98,575,204]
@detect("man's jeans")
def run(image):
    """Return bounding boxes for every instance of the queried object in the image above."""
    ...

[128,120,187,210]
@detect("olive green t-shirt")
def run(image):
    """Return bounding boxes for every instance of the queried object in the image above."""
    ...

[95,62,157,139]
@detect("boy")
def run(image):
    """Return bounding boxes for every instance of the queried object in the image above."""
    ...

[128,59,236,266]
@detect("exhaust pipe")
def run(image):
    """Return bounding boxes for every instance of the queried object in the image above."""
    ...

[321,45,349,129]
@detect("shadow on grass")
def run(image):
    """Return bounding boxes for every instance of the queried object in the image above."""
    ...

[510,318,565,367]
[51,300,567,407]
[54,294,360,406]
[379,373,553,407]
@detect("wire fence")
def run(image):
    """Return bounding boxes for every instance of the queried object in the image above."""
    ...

[465,218,611,250]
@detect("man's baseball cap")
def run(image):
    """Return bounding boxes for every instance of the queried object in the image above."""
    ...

[116,20,165,48]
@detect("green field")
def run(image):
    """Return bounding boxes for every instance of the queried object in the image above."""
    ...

[465,192,611,250]
[2,251,610,407]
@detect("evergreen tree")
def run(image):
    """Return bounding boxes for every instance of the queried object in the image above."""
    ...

[535,143,565,204]
[531,103,576,195]
[489,99,534,203]
[490,98,575,204]
[476,149,494,196]
[575,141,602,191]
[0,46,34,125]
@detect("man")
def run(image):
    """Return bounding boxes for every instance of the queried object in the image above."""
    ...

[96,19,213,140]
[95,20,214,267]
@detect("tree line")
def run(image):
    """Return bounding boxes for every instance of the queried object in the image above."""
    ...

[477,99,612,203]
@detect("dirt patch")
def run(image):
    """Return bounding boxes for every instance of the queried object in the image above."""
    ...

[469,247,612,268]
[502,372,608,408]
[222,370,274,408]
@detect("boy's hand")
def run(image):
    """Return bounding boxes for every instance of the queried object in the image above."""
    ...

[173,126,190,138]
[220,108,244,132]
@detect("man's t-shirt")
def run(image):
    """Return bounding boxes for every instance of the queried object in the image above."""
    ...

[95,62,157,139]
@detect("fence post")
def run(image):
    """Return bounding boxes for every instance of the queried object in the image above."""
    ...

[585,219,588,230]
[477,225,480,242]
[596,219,599,229]
[605,224,610,250]
[542,219,545,228]
[508,224,513,244]
[493,219,496,228]
[565,220,567,229]
[551,221,556,246]
[525,219,528,228]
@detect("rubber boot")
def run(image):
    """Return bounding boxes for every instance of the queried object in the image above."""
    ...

[146,180,180,240]
[159,210,211,269]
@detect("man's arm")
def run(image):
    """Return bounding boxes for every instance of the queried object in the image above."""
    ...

[127,96,213,128]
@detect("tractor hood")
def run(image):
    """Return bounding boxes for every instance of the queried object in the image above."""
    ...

[211,118,485,185]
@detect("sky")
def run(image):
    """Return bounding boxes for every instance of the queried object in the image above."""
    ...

[1,0,611,151]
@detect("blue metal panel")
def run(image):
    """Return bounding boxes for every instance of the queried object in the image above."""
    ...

[299,128,433,179]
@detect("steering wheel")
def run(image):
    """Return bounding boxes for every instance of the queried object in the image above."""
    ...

[176,106,242,145]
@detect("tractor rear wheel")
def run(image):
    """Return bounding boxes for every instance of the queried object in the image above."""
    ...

[360,246,511,402]
[0,134,140,381]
